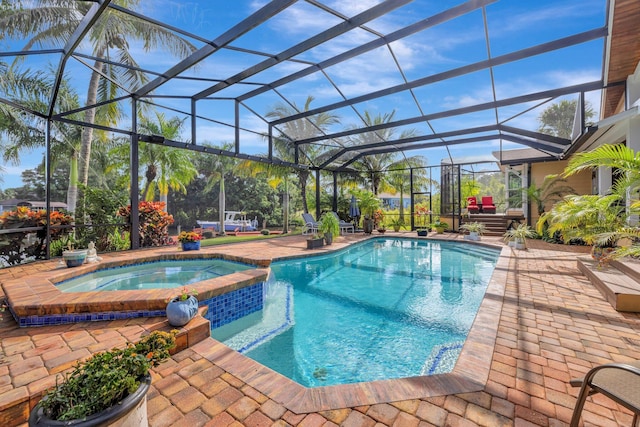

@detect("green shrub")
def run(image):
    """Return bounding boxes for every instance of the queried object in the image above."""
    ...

[261,229,270,235]
[39,330,176,421]
[202,230,215,239]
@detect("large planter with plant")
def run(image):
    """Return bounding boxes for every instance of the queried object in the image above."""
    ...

[431,220,449,234]
[29,331,176,427]
[416,229,428,237]
[62,249,88,268]
[166,288,199,327]
[459,222,486,241]
[318,213,340,245]
[503,223,537,250]
[355,190,381,235]
[177,231,202,251]
[306,235,324,249]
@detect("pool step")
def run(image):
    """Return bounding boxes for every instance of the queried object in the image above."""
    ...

[0,311,211,427]
[577,256,640,312]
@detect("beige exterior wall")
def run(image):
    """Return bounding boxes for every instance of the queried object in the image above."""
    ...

[529,159,592,224]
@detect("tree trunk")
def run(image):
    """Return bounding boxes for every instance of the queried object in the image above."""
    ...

[298,170,309,214]
[77,56,104,211]
[66,153,79,214]
[399,187,405,223]
[218,176,226,235]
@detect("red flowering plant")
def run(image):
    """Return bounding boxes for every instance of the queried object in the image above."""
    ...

[117,201,174,247]
[0,207,74,266]
[415,205,432,230]
[373,209,385,229]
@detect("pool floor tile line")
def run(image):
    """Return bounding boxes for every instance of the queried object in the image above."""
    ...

[3,233,640,426]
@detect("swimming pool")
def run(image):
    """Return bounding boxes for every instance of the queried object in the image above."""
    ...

[211,238,500,387]
[56,259,255,292]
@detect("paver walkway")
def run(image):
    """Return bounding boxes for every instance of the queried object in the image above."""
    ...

[2,234,640,426]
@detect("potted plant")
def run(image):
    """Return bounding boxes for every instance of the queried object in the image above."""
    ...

[415,205,431,236]
[61,237,88,268]
[430,220,449,234]
[177,230,202,251]
[318,212,340,245]
[389,218,403,232]
[459,222,486,241]
[29,330,176,426]
[503,223,537,249]
[355,190,381,234]
[166,287,199,327]
[306,233,325,249]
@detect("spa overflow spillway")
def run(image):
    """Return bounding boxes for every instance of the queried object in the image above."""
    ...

[56,259,254,292]
[211,238,500,387]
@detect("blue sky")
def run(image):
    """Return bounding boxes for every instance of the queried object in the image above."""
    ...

[0,0,608,191]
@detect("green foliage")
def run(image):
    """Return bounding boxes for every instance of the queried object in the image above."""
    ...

[0,207,74,265]
[537,195,626,247]
[459,222,486,234]
[260,229,270,235]
[503,224,537,243]
[39,330,176,421]
[538,99,595,139]
[318,212,340,236]
[106,228,130,252]
[75,185,128,251]
[117,202,174,248]
[508,174,574,215]
[430,220,449,230]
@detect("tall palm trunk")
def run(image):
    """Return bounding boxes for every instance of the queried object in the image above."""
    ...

[77,57,104,209]
[66,153,79,213]
[297,170,310,214]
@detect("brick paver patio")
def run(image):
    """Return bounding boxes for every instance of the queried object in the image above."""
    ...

[2,233,639,426]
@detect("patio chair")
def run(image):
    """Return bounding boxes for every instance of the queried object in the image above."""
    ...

[481,196,496,214]
[569,362,640,427]
[302,213,319,235]
[467,196,480,214]
[331,212,355,234]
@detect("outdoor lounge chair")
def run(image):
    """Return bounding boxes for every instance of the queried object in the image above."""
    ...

[569,362,640,427]
[302,213,319,235]
[331,212,355,234]
[481,196,496,214]
[467,196,480,214]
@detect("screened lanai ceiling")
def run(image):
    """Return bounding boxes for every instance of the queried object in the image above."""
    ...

[0,0,611,172]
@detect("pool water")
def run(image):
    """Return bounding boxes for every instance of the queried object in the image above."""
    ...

[211,238,500,387]
[56,259,254,292]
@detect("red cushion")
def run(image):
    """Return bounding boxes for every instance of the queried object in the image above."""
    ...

[467,196,478,206]
[481,196,495,207]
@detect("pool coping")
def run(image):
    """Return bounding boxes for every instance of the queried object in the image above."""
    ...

[191,238,510,413]
[1,250,269,325]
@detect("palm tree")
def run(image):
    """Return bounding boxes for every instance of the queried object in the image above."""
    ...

[348,111,426,194]
[563,144,640,196]
[199,143,237,235]
[538,99,595,139]
[137,113,197,206]
[509,174,575,216]
[2,0,196,211]
[0,63,88,212]
[267,96,340,213]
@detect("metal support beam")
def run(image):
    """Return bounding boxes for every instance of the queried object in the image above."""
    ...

[272,27,607,125]
[191,99,197,144]
[48,1,112,117]
[195,0,412,99]
[302,80,602,154]
[315,170,321,221]
[135,0,296,97]
[45,120,52,259]
[235,100,240,153]
[332,172,338,213]
[130,98,140,250]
